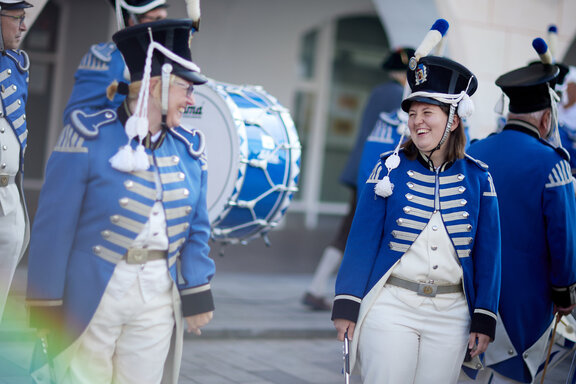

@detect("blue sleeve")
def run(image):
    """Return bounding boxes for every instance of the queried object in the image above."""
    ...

[469,171,501,338]
[332,162,387,321]
[63,46,127,125]
[178,159,215,316]
[544,159,576,306]
[26,127,90,303]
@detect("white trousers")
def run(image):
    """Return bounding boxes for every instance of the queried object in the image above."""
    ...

[359,285,470,384]
[62,270,175,384]
[0,186,25,322]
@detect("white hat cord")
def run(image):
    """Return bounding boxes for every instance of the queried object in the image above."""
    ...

[375,19,450,199]
[376,74,475,198]
[109,29,202,173]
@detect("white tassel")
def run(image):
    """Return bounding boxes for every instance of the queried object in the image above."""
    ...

[110,145,135,172]
[375,152,401,198]
[385,153,400,170]
[457,94,475,119]
[133,144,150,171]
[125,116,139,139]
[375,176,393,198]
[494,94,505,115]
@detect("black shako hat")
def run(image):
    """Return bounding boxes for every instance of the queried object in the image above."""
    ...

[382,47,416,71]
[113,19,207,85]
[401,55,478,112]
[496,63,559,113]
[107,0,168,26]
[0,0,32,9]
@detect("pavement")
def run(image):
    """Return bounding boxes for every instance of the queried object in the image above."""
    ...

[0,263,363,384]
[0,231,575,383]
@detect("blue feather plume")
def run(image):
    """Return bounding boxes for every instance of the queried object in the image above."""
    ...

[532,38,548,55]
[431,19,449,36]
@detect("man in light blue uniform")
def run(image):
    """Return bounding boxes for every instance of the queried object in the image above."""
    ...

[0,0,32,323]
[62,0,168,126]
[462,62,576,384]
[26,19,214,383]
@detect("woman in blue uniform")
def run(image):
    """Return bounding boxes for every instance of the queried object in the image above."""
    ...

[331,52,502,383]
[26,19,214,384]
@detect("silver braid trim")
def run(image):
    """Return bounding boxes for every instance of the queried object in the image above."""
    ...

[436,104,455,150]
[189,129,205,157]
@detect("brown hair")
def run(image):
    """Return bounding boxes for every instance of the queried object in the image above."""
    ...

[401,103,467,162]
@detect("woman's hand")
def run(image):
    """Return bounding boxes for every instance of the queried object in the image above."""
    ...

[185,311,214,335]
[468,332,491,358]
[333,318,356,341]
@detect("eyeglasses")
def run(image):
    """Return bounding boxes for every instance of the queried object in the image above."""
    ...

[137,15,165,23]
[0,13,25,27]
[173,81,194,97]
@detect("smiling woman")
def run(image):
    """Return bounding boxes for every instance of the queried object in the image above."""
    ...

[331,20,502,384]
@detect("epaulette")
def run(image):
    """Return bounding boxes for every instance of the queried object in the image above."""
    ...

[464,154,489,170]
[536,137,570,161]
[69,109,117,139]
[169,126,206,159]
[89,42,117,63]
[4,49,29,73]
[555,146,570,161]
[379,111,401,126]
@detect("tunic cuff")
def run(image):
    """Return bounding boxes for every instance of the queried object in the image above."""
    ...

[551,283,576,308]
[180,284,214,317]
[470,310,497,341]
[26,300,64,330]
[331,295,361,322]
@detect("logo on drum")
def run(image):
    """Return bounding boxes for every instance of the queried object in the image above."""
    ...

[184,104,203,118]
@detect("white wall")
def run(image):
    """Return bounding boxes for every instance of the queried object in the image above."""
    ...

[167,0,377,111]
[373,0,576,139]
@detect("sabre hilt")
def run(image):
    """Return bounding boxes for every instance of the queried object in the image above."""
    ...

[343,330,350,384]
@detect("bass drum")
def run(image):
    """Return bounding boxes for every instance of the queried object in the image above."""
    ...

[181,79,301,245]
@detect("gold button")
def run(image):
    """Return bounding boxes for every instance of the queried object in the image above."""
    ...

[423,286,433,295]
[0,175,8,186]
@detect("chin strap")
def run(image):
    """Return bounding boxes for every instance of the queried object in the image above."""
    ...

[161,63,172,125]
[546,85,562,148]
[0,5,4,53]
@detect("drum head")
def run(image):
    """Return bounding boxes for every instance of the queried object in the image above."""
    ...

[180,81,246,223]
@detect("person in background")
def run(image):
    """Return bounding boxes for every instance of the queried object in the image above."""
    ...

[302,47,413,311]
[460,59,576,384]
[0,0,32,323]
[26,19,215,384]
[556,65,576,176]
[62,0,168,126]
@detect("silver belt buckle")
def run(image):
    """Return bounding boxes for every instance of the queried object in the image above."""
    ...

[126,249,147,264]
[417,283,437,297]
